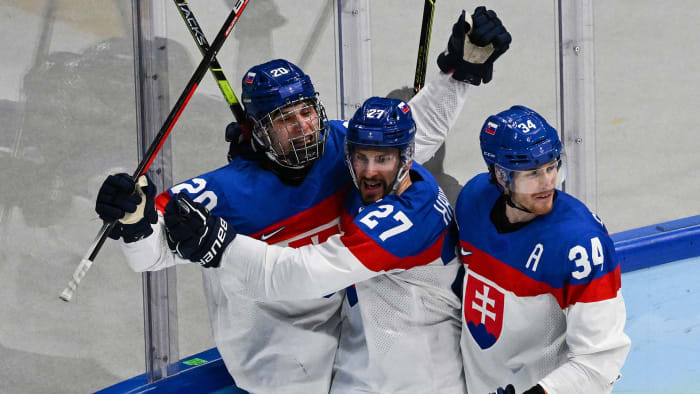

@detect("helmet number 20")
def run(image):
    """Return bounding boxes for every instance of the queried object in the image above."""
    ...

[359,204,413,241]
[569,237,604,279]
[517,119,538,133]
[270,67,289,77]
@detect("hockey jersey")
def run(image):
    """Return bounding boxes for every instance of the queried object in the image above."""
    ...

[455,173,630,394]
[220,164,465,394]
[119,73,471,393]
[133,120,350,393]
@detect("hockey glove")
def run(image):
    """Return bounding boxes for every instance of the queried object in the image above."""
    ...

[437,7,512,85]
[522,384,546,394]
[163,193,236,268]
[492,384,515,394]
[95,173,157,243]
[225,121,257,162]
[492,384,545,394]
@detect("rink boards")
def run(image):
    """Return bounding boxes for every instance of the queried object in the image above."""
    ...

[98,215,700,393]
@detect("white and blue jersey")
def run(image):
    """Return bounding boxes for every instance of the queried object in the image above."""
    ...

[455,173,630,394]
[222,164,465,394]
[151,120,351,394]
[118,72,472,393]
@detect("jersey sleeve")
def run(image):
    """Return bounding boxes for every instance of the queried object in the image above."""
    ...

[218,234,378,300]
[120,175,227,273]
[119,212,191,272]
[539,232,631,393]
[410,72,470,164]
[218,197,449,301]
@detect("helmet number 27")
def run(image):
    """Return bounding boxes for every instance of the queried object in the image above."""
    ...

[366,109,386,119]
[359,204,413,241]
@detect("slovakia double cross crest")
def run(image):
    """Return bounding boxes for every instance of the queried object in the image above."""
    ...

[464,271,505,349]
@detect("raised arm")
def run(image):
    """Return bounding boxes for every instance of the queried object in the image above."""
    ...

[411,6,511,163]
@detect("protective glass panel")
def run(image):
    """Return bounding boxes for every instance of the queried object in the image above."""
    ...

[594,2,700,232]
[0,0,143,391]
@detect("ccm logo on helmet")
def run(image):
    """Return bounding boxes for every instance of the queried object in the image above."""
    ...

[201,218,229,264]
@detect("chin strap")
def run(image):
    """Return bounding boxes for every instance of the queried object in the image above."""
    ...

[260,158,313,186]
[390,163,411,194]
[504,192,533,214]
[245,137,311,186]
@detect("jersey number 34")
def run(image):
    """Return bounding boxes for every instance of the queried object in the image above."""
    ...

[569,237,604,279]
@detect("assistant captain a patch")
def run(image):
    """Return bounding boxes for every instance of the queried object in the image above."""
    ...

[464,272,504,350]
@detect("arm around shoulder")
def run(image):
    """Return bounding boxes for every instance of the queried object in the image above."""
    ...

[219,234,378,301]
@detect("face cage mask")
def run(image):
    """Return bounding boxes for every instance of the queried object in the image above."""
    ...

[344,141,415,199]
[495,154,568,195]
[252,96,328,169]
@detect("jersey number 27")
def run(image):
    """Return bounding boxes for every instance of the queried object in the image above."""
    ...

[359,204,413,241]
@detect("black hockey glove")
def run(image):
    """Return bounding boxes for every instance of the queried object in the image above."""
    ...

[437,7,512,85]
[492,384,515,394]
[95,173,157,243]
[522,384,546,394]
[492,384,545,394]
[163,193,236,268]
[225,121,257,162]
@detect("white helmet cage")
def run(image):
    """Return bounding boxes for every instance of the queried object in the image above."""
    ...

[251,95,328,169]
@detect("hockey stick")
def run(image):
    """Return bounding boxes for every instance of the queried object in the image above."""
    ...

[59,0,250,302]
[413,0,436,94]
[173,0,246,123]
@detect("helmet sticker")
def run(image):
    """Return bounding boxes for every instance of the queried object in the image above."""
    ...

[244,72,256,83]
[485,121,498,135]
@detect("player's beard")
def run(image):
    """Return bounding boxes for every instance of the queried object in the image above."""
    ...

[511,189,555,215]
[359,177,390,205]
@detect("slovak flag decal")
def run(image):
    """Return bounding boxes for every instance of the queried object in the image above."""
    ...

[464,273,504,349]
[398,102,410,114]
[245,72,256,83]
[485,121,497,135]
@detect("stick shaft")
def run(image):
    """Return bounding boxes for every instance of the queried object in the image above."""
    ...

[60,0,249,301]
[413,0,436,94]
[173,0,246,123]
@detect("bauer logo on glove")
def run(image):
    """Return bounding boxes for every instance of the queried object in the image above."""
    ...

[163,193,236,268]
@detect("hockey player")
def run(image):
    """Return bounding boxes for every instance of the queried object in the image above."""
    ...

[95,8,511,393]
[164,96,466,393]
[455,106,630,394]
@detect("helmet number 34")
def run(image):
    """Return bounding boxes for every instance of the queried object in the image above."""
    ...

[517,119,538,133]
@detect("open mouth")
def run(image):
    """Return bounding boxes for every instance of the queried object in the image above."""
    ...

[533,190,553,200]
[361,179,384,193]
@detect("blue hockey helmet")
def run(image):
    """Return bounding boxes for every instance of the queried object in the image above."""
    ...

[480,105,566,192]
[345,97,416,194]
[241,59,328,169]
[242,59,317,120]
